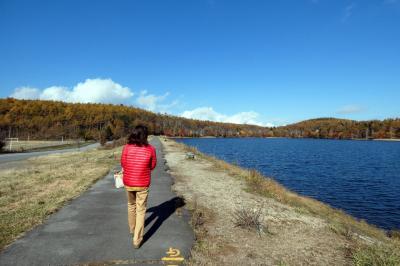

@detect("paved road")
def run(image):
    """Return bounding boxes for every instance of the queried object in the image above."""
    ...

[0,137,194,265]
[0,143,100,164]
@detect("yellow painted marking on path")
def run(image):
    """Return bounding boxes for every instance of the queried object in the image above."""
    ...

[161,247,185,265]
[166,247,181,257]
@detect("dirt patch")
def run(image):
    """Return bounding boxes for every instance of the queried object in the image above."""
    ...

[162,138,353,265]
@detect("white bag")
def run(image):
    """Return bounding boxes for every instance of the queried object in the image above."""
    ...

[113,170,124,189]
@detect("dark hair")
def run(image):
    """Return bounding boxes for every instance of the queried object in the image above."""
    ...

[128,125,149,146]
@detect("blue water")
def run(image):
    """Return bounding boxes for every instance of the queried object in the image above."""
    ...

[175,138,400,230]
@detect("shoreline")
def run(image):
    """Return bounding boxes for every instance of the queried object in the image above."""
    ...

[372,138,400,142]
[167,136,400,142]
[161,137,400,265]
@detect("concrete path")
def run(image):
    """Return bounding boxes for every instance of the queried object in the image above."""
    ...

[0,137,194,266]
[0,143,100,164]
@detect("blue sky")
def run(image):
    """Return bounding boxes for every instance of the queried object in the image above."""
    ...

[0,0,399,126]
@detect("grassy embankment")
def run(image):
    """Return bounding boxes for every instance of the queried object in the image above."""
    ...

[0,145,122,250]
[163,138,400,265]
[2,140,95,153]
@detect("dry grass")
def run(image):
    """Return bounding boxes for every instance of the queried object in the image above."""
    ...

[0,146,122,250]
[388,230,400,240]
[185,198,238,266]
[168,139,400,265]
[352,242,400,266]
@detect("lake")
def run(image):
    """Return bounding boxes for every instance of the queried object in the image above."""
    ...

[175,138,400,230]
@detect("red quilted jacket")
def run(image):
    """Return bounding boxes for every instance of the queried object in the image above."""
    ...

[121,144,157,187]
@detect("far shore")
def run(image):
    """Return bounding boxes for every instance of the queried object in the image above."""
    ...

[168,136,217,139]
[351,138,400,142]
[168,136,286,139]
[373,138,400,142]
[167,136,400,142]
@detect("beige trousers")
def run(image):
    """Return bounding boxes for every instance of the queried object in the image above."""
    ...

[126,188,149,246]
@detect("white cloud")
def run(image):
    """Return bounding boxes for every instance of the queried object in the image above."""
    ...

[136,90,179,113]
[225,111,265,126]
[181,106,274,127]
[11,87,40,99]
[136,90,168,111]
[10,78,183,114]
[10,78,134,104]
[342,3,356,22]
[40,86,72,101]
[71,79,133,103]
[336,104,364,114]
[181,107,226,122]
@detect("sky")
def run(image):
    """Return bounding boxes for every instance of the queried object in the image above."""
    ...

[0,0,399,126]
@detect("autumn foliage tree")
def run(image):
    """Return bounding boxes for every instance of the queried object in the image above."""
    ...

[274,118,400,139]
[0,98,273,140]
[1,99,399,141]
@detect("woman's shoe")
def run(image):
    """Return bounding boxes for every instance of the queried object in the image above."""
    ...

[132,236,141,249]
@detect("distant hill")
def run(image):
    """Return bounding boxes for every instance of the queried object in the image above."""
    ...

[274,117,400,139]
[0,98,399,141]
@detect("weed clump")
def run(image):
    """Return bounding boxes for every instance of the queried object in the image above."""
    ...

[232,206,265,236]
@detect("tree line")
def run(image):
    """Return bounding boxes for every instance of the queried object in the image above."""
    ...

[275,118,400,139]
[0,98,273,142]
[0,98,399,143]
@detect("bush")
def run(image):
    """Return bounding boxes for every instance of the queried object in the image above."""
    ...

[100,137,127,149]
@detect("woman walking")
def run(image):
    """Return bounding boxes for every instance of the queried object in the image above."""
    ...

[121,125,157,249]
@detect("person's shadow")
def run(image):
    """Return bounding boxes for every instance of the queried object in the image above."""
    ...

[142,196,186,244]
